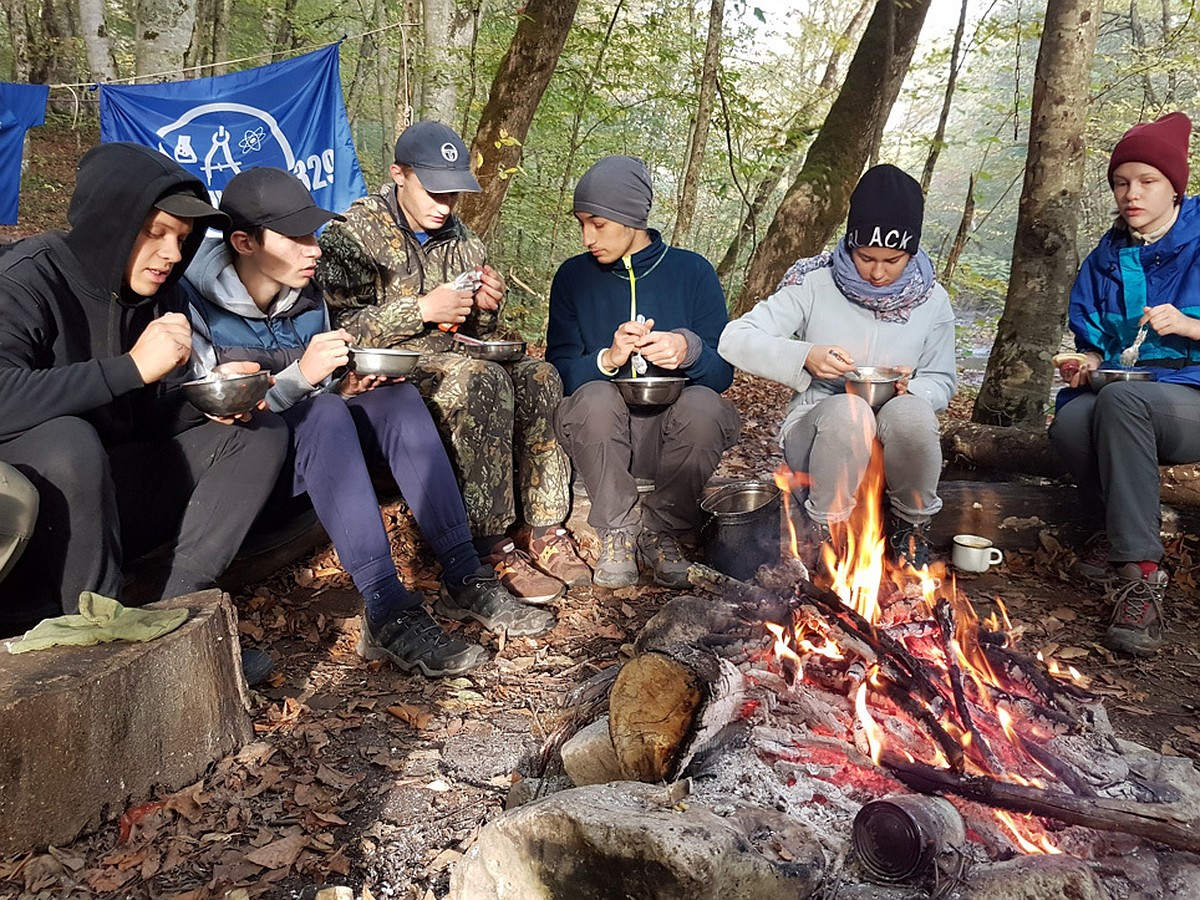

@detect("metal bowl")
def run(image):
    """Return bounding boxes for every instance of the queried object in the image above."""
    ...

[453,337,526,362]
[613,376,687,407]
[182,371,271,417]
[348,346,421,377]
[844,366,904,409]
[1088,368,1155,391]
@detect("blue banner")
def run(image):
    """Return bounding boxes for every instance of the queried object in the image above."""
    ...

[99,44,366,218]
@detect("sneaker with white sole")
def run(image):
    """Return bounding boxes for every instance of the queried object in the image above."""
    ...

[435,565,556,636]
[357,605,488,677]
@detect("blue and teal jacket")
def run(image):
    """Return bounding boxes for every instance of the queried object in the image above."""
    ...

[1063,195,1200,407]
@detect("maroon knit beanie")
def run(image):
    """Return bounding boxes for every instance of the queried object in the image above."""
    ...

[1107,111,1192,198]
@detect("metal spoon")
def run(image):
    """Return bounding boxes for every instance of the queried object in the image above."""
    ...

[1120,324,1148,368]
[631,314,648,376]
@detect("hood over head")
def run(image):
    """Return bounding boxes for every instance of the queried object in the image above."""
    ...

[64,142,228,306]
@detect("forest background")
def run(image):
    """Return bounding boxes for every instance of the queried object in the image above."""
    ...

[0,0,1197,427]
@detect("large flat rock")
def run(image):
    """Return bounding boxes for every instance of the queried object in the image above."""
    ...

[0,589,252,853]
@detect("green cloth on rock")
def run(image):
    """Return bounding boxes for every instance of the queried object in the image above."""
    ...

[6,592,188,654]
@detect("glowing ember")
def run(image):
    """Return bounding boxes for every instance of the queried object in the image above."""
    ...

[763,457,1087,859]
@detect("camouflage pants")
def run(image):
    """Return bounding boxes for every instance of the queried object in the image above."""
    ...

[409,352,571,536]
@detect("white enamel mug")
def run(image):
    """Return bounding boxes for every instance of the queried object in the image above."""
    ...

[952,534,1003,573]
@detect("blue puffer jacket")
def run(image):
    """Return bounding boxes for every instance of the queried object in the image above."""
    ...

[1067,196,1200,397]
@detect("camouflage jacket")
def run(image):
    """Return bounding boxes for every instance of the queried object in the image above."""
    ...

[316,183,497,352]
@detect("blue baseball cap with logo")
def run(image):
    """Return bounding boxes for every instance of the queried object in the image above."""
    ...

[393,121,481,194]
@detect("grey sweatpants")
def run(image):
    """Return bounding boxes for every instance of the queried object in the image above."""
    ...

[555,381,741,535]
[782,393,943,525]
[1048,381,1200,564]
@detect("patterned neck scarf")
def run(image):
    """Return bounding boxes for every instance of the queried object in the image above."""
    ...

[831,239,936,323]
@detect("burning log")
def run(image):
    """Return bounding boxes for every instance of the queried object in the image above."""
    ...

[933,599,1005,775]
[880,751,1200,853]
[609,642,746,783]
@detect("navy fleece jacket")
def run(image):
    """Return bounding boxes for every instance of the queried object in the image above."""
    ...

[546,229,733,395]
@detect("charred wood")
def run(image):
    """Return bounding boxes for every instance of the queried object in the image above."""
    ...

[881,751,1200,853]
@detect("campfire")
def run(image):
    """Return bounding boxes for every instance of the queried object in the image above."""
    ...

[451,457,1200,898]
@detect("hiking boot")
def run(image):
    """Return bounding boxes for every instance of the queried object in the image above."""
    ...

[529,528,591,586]
[486,539,565,605]
[595,528,639,588]
[357,605,488,677]
[889,515,933,570]
[637,530,692,589]
[1103,564,1167,657]
[1073,531,1115,586]
[795,514,845,574]
[435,565,556,637]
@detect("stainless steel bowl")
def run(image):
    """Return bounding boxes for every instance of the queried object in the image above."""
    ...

[182,371,271,417]
[453,337,526,362]
[844,366,904,409]
[613,376,687,407]
[1088,368,1155,391]
[348,346,421,377]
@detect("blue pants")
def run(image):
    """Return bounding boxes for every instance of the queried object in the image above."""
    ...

[279,384,473,592]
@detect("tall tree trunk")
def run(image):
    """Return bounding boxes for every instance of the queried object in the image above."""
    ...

[1129,0,1158,110]
[1161,0,1176,103]
[941,171,976,286]
[672,0,724,245]
[3,0,34,81]
[972,0,1102,427]
[920,0,969,194]
[734,0,933,317]
[715,0,871,284]
[135,0,198,77]
[419,0,475,122]
[456,0,581,238]
[78,0,117,80]
[547,0,625,265]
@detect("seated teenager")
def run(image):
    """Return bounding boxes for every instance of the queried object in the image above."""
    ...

[719,164,956,569]
[181,166,554,678]
[1050,112,1200,657]
[0,142,289,633]
[547,155,740,589]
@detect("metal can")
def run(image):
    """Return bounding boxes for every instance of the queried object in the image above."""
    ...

[851,793,966,882]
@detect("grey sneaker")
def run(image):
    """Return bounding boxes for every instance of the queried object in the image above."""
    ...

[435,565,555,637]
[1103,564,1167,657]
[357,605,488,677]
[595,528,639,588]
[637,530,692,589]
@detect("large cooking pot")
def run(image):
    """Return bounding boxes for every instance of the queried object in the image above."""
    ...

[700,480,783,581]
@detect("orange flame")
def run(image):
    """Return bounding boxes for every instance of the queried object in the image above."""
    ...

[995,810,1060,854]
[855,680,885,764]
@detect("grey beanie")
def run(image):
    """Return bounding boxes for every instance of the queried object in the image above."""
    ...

[573,155,653,229]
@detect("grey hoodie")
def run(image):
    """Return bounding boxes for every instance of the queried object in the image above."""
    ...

[183,237,336,412]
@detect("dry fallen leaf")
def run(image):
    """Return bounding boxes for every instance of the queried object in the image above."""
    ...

[387,702,434,730]
[243,831,308,870]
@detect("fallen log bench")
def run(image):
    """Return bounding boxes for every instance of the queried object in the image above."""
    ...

[0,589,252,854]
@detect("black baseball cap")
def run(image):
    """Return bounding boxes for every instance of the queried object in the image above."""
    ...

[218,166,344,236]
[154,190,229,226]
[393,121,481,194]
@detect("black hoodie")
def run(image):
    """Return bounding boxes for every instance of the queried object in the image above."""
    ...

[0,142,215,444]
